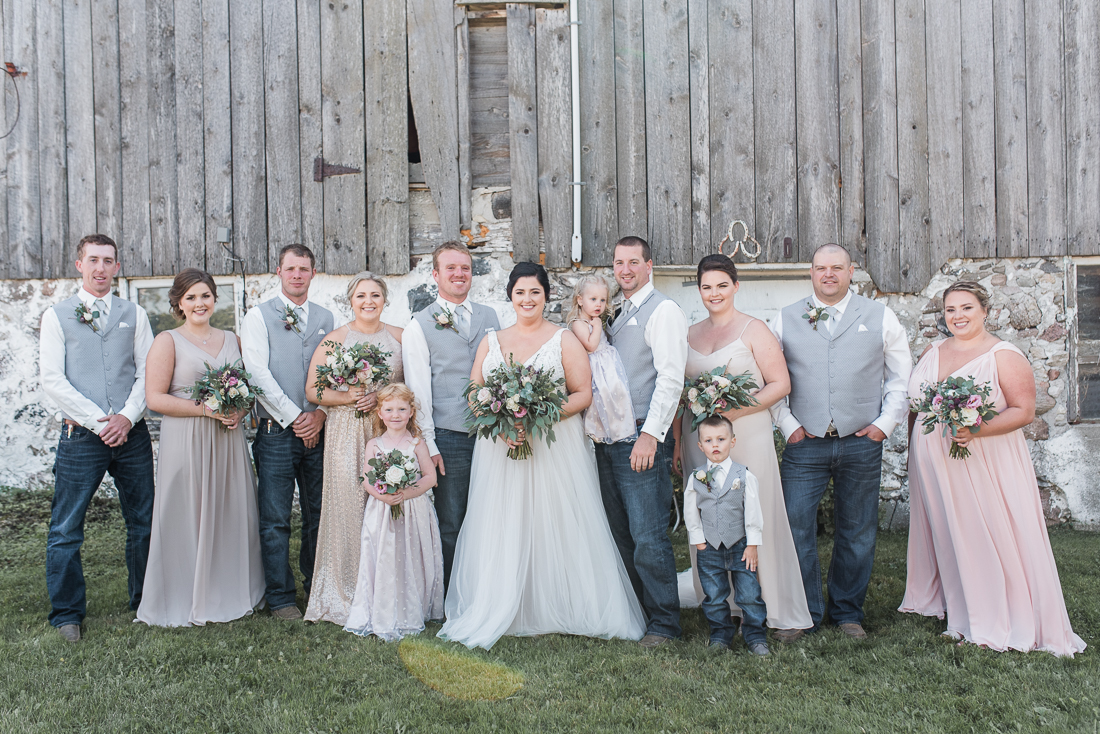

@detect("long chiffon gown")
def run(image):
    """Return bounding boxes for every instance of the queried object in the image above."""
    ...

[899,340,1085,657]
[305,327,403,625]
[680,322,813,631]
[438,329,646,650]
[136,330,265,626]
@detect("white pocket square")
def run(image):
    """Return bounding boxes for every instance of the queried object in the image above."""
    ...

[626,317,639,326]
[857,324,869,332]
[118,322,131,329]
[318,328,325,334]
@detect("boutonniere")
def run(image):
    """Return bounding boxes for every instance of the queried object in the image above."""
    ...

[280,304,302,333]
[74,302,100,332]
[433,306,459,334]
[802,301,831,331]
[692,467,718,492]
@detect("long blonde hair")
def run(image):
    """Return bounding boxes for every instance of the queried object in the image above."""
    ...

[369,383,422,438]
[567,274,611,324]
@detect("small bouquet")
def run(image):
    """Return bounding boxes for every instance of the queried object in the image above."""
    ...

[189,359,264,431]
[463,359,566,460]
[313,340,393,418]
[681,364,760,432]
[910,376,999,459]
[363,447,421,519]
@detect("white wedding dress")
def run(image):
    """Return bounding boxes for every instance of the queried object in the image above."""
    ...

[437,329,646,650]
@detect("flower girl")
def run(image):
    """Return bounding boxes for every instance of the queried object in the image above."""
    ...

[568,275,637,443]
[344,384,444,641]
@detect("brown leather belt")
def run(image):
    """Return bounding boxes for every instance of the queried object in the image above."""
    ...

[63,419,81,427]
[823,427,840,438]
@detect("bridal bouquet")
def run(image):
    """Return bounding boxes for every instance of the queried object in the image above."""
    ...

[189,360,264,431]
[463,359,566,460]
[363,447,420,519]
[681,364,760,432]
[910,376,999,460]
[313,340,393,418]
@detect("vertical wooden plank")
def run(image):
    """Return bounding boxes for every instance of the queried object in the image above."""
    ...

[6,0,42,278]
[993,0,1028,257]
[578,0,617,265]
[264,0,303,268]
[861,0,900,291]
[642,0,691,265]
[175,0,205,268]
[536,7,571,269]
[0,2,8,279]
[321,0,365,274]
[895,0,930,291]
[687,0,709,264]
[92,0,123,247]
[203,0,232,276]
[794,0,840,261]
[408,0,461,241]
[230,0,268,274]
[708,0,755,264]
[752,0,797,262]
[1025,0,1067,257]
[1066,0,1100,256]
[507,3,539,263]
[925,0,963,272]
[38,0,68,278]
[117,0,152,276]
[456,9,473,230]
[297,0,324,271]
[148,0,178,276]
[961,0,995,258]
[614,0,647,239]
[366,0,409,274]
[63,0,96,274]
[836,0,864,267]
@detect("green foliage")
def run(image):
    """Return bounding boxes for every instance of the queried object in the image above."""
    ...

[681,366,760,433]
[463,357,566,460]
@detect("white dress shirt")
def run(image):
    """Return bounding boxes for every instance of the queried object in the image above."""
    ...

[39,288,154,433]
[241,292,321,428]
[623,281,689,442]
[683,456,764,548]
[769,289,912,440]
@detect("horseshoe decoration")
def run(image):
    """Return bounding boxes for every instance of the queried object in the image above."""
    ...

[717,219,762,261]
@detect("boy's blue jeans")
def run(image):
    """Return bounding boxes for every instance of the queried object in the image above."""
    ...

[696,538,767,647]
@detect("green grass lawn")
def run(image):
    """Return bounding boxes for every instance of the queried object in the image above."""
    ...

[1,487,1097,733]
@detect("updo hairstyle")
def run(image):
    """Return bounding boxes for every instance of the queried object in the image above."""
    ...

[941,280,991,313]
[696,254,739,287]
[168,268,218,319]
[346,271,388,305]
[506,261,551,299]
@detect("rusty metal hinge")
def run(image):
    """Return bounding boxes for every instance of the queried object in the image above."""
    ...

[313,156,362,182]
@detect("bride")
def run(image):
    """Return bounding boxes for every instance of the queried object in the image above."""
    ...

[438,262,646,649]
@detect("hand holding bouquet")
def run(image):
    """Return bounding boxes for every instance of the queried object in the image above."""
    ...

[910,376,999,459]
[314,340,393,417]
[682,364,760,432]
[363,447,421,519]
[189,359,264,431]
[463,358,566,460]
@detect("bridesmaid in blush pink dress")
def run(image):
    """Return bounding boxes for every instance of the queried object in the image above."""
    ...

[900,281,1085,657]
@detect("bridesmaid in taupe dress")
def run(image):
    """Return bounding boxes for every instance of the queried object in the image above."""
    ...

[138,269,265,627]
[303,272,403,625]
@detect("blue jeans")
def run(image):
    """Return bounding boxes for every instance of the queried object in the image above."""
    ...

[252,420,325,610]
[595,435,681,639]
[780,433,884,627]
[46,420,155,627]
[434,428,476,593]
[696,538,767,647]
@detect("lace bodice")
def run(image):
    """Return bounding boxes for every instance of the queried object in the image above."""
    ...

[484,329,566,380]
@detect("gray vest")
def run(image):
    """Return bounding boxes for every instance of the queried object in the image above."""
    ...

[693,461,749,549]
[253,297,334,420]
[607,288,669,422]
[780,293,887,437]
[52,294,140,422]
[414,301,501,432]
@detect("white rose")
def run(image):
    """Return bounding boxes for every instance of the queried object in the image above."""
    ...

[693,470,707,482]
[404,461,417,472]
[691,402,704,415]
[705,386,717,397]
[505,397,520,413]
[438,312,451,324]
[326,355,338,368]
[384,466,405,484]
[238,385,249,397]
[715,376,731,388]
[959,407,980,427]
[228,386,240,398]
[477,387,492,403]
[687,388,699,401]
[204,396,221,412]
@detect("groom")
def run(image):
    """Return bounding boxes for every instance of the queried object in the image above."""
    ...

[771,243,912,638]
[596,236,688,647]
[241,243,333,620]
[403,241,500,592]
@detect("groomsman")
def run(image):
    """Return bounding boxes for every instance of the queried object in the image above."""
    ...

[39,234,156,642]
[596,236,689,648]
[771,243,912,638]
[241,244,333,620]
[403,241,500,592]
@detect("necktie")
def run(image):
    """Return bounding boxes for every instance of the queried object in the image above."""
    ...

[455,303,470,339]
[622,300,635,317]
[94,299,108,333]
[710,464,725,490]
[295,305,306,333]
[825,306,838,334]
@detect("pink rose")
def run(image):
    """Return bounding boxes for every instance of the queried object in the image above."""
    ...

[966,394,982,409]
[514,407,528,418]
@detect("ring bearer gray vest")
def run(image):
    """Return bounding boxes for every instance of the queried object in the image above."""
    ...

[607,288,668,423]
[52,294,140,423]
[414,301,501,433]
[692,461,749,549]
[254,297,334,421]
[780,293,886,437]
